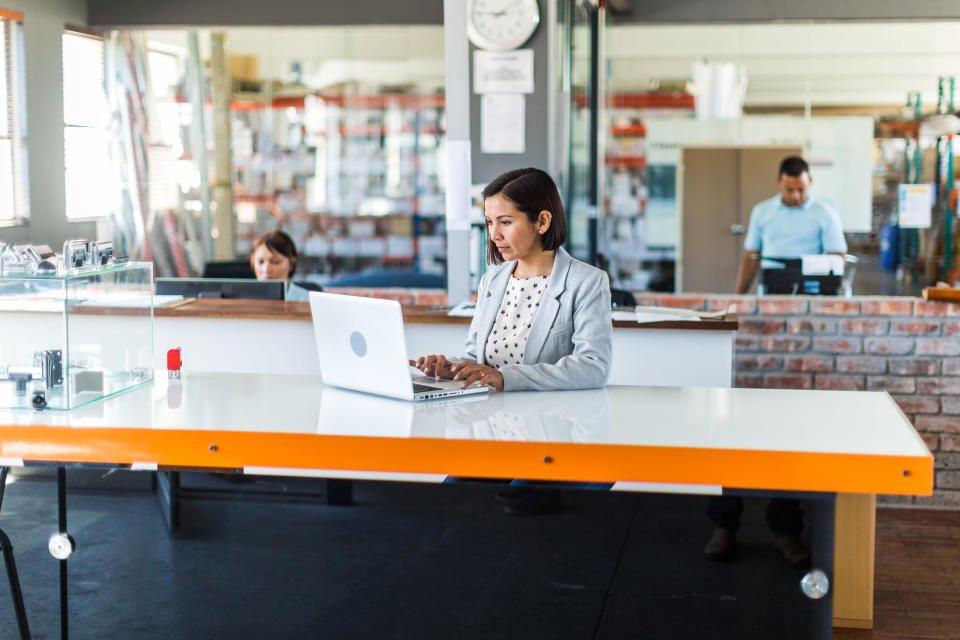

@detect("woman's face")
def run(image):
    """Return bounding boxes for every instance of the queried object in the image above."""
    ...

[251,244,292,282]
[484,194,546,262]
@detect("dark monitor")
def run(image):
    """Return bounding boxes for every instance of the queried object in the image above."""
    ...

[155,278,285,300]
[761,258,841,296]
[201,260,256,279]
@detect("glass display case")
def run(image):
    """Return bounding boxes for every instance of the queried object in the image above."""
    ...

[0,262,154,410]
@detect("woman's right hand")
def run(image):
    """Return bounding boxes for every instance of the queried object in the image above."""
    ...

[409,354,456,380]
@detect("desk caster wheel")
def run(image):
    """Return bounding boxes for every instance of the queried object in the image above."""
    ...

[48,532,75,560]
[800,569,829,599]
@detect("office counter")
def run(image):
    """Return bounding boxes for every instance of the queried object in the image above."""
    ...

[150,299,738,386]
[0,373,932,639]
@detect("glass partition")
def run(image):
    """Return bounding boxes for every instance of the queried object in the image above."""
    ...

[104,27,445,287]
[601,20,960,296]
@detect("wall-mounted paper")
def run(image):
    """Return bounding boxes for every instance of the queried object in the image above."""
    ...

[474,49,534,94]
[898,183,934,229]
[445,140,472,231]
[481,94,525,154]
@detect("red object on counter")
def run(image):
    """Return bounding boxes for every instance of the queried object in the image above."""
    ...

[167,347,182,371]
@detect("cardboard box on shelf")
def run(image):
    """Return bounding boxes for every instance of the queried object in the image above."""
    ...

[347,219,376,238]
[230,55,259,81]
[333,238,357,257]
[358,238,387,257]
[388,216,415,236]
[387,235,414,257]
[303,235,330,257]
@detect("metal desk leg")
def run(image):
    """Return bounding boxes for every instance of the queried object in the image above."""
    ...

[47,468,75,640]
[154,471,180,531]
[0,467,32,640]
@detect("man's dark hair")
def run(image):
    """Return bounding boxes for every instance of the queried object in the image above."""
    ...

[779,156,810,179]
[481,168,568,265]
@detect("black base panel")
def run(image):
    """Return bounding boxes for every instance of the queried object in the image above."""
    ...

[0,478,828,639]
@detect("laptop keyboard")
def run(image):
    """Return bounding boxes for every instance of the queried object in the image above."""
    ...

[412,382,443,394]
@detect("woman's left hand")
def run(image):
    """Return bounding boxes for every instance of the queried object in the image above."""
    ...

[451,362,504,392]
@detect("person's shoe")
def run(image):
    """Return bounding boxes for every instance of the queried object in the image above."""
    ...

[497,487,562,516]
[704,527,736,561]
[773,535,811,567]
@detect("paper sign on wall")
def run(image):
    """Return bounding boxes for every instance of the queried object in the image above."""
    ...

[898,183,935,229]
[445,140,472,231]
[474,50,534,94]
[481,94,525,154]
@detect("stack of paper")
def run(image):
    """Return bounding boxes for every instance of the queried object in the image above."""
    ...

[612,305,729,324]
[447,301,477,317]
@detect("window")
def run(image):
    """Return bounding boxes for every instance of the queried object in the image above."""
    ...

[63,27,118,219]
[0,9,28,225]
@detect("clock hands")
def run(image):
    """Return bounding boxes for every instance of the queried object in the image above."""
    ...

[476,1,515,18]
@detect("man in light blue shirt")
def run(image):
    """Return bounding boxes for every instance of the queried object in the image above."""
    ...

[734,156,847,294]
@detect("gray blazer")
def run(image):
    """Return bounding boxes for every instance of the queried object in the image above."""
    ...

[462,247,612,391]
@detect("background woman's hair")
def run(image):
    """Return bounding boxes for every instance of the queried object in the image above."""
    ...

[250,230,298,278]
[481,168,568,265]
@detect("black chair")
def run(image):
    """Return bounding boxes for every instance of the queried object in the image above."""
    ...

[610,288,637,308]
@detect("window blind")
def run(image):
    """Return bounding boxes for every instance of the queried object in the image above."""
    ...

[0,10,28,224]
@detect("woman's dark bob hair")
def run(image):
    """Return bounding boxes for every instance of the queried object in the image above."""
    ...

[250,230,298,278]
[481,168,568,265]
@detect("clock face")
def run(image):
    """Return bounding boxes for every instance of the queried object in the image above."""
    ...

[468,0,540,51]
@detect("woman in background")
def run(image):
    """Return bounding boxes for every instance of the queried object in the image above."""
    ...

[250,230,311,302]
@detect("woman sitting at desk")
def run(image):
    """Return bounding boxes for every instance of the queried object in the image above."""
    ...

[250,230,311,302]
[411,167,612,392]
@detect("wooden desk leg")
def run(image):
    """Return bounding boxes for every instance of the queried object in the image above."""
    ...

[832,492,875,629]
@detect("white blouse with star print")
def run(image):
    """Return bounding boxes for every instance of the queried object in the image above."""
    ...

[484,274,550,370]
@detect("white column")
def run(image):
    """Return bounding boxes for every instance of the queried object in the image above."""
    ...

[443,0,472,305]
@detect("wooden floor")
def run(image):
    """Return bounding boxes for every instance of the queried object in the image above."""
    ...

[834,508,960,640]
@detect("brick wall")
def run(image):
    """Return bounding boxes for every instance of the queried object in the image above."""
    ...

[644,292,960,510]
[329,287,959,508]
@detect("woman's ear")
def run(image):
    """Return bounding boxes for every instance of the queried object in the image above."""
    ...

[537,210,553,235]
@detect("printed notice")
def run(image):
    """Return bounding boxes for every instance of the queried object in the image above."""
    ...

[445,140,472,231]
[898,183,935,229]
[474,49,534,94]
[481,94,525,154]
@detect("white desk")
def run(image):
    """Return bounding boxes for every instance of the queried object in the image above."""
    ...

[0,374,930,494]
[0,373,932,639]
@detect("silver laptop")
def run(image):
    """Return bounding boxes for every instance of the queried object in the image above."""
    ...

[309,292,490,401]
